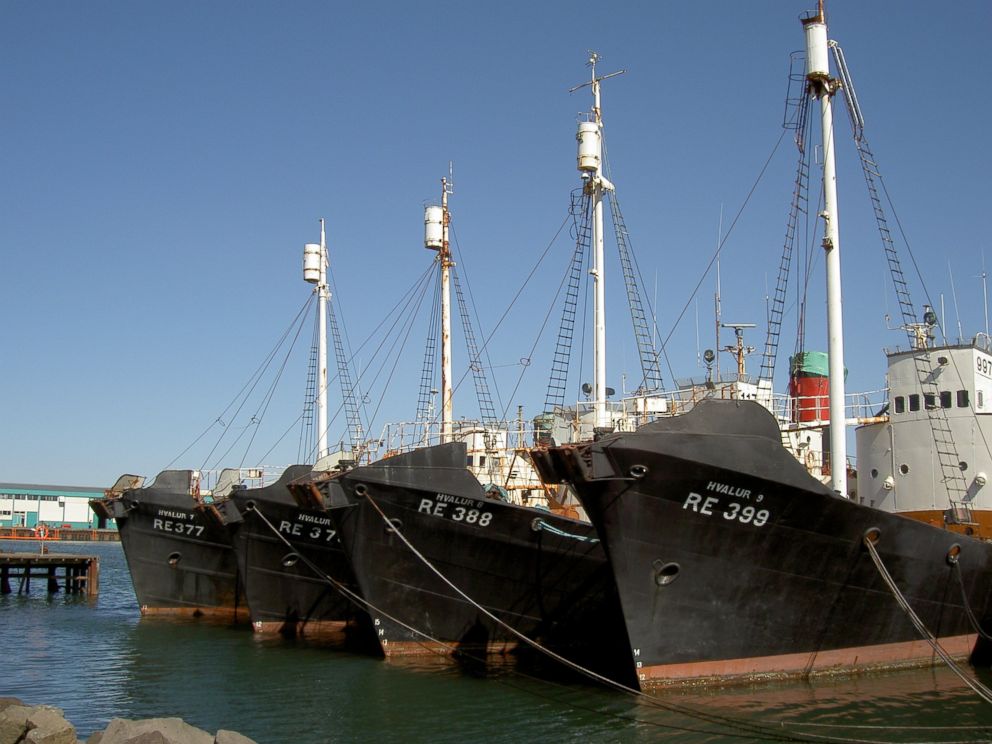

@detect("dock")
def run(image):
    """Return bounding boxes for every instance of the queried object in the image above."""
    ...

[0,552,99,596]
[0,526,119,542]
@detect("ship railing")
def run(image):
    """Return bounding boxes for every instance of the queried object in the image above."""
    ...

[149,466,290,500]
[372,419,541,459]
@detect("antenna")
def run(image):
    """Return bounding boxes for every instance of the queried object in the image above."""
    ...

[948,261,963,343]
[714,204,724,380]
[980,250,990,339]
[568,51,625,125]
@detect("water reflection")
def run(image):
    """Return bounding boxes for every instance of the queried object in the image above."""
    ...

[4,540,992,742]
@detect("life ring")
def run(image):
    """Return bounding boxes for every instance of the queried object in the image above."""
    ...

[35,525,49,540]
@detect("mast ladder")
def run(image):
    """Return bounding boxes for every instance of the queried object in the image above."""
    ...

[760,96,811,384]
[415,276,442,443]
[607,191,663,392]
[831,42,968,508]
[327,297,366,460]
[543,192,590,414]
[452,267,499,429]
[299,318,319,461]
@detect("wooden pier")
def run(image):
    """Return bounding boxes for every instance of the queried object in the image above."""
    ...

[0,552,99,596]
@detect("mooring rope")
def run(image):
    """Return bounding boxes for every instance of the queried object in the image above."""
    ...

[360,491,896,743]
[863,536,992,705]
[530,517,599,543]
[246,502,476,656]
[952,560,992,642]
[247,500,841,742]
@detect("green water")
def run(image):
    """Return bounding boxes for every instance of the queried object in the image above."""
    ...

[3,540,992,743]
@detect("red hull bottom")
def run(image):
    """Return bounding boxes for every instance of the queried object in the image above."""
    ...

[640,634,977,687]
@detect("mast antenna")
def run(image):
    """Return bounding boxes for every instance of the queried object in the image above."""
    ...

[980,250,990,340]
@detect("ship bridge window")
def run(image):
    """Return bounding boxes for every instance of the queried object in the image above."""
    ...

[908,394,920,412]
[924,393,936,409]
[467,456,474,467]
[894,396,905,414]
[958,390,970,407]
[980,391,985,409]
[940,391,952,408]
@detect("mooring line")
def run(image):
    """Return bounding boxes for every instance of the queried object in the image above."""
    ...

[247,502,477,657]
[360,491,892,744]
[863,536,992,705]
[248,502,836,742]
[531,517,600,543]
[952,561,992,642]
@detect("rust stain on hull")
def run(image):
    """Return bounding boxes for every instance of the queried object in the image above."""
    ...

[639,634,977,687]
[251,619,350,640]
[139,605,244,623]
[380,639,520,657]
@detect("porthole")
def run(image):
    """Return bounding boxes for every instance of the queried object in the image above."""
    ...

[385,518,402,534]
[863,527,881,545]
[946,543,962,566]
[652,559,680,587]
[629,464,649,479]
[870,468,878,479]
[167,552,182,567]
[899,464,910,475]
[354,483,368,497]
[959,461,968,472]
[281,553,300,568]
[245,500,257,512]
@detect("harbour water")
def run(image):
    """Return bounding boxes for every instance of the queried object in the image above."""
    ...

[3,540,992,743]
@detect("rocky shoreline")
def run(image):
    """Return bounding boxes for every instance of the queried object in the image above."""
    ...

[0,698,257,744]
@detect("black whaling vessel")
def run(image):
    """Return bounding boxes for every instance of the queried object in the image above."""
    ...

[312,441,635,684]
[217,464,368,640]
[532,400,992,687]
[90,469,245,620]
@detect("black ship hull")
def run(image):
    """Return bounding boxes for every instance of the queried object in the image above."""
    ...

[326,443,634,684]
[532,400,992,688]
[217,465,368,640]
[90,470,245,621]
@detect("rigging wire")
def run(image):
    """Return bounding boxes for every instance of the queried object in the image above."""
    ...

[662,127,789,351]
[450,223,507,419]
[165,295,315,471]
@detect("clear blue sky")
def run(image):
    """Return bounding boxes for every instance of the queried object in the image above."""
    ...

[2,1,989,487]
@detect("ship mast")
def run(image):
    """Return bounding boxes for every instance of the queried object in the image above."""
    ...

[424,177,454,443]
[303,219,330,459]
[572,53,622,433]
[803,1,848,496]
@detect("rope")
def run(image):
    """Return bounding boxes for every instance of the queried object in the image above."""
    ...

[242,498,812,741]
[863,536,992,705]
[359,490,863,743]
[531,517,599,543]
[953,560,992,642]
[247,497,974,742]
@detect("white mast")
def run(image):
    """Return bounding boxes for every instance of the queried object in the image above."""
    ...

[803,2,847,497]
[572,52,622,433]
[440,178,453,443]
[424,177,454,443]
[303,220,330,459]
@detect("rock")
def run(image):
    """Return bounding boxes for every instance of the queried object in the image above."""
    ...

[214,731,257,744]
[0,699,24,714]
[0,704,33,744]
[92,718,212,744]
[24,705,76,744]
